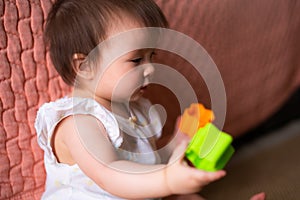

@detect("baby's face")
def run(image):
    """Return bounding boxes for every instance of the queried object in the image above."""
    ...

[91,17,159,104]
[97,48,155,102]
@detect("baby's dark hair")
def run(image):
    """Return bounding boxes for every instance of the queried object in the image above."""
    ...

[45,0,168,85]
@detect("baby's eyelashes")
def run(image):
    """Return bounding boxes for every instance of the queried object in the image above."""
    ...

[129,50,157,64]
[130,58,143,64]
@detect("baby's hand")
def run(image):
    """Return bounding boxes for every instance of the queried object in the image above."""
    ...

[164,141,226,195]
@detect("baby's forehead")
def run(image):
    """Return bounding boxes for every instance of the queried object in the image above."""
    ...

[88,28,161,67]
[103,25,160,51]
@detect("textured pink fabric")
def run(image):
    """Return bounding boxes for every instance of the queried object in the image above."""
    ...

[0,1,70,199]
[153,0,300,140]
[0,0,299,199]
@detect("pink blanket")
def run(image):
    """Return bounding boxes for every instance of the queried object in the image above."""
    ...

[0,1,70,199]
[0,0,299,199]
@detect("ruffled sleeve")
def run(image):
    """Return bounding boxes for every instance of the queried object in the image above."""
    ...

[72,97,122,148]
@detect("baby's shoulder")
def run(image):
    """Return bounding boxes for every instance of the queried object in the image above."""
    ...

[35,96,122,148]
[35,97,112,133]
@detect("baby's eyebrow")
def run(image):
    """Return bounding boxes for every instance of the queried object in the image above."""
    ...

[123,49,156,59]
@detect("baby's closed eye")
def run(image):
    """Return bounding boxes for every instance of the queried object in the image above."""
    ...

[131,58,143,64]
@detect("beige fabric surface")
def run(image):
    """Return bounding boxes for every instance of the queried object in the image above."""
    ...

[201,119,300,200]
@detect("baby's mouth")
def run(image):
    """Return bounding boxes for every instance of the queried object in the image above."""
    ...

[131,85,148,99]
[140,85,148,92]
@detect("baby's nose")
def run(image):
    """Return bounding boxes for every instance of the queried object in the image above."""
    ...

[143,63,155,78]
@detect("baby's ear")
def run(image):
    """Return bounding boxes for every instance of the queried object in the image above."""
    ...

[73,53,94,80]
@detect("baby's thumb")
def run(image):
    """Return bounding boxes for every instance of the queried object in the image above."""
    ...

[168,141,189,164]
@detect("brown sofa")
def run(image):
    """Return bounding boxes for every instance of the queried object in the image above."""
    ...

[0,0,299,199]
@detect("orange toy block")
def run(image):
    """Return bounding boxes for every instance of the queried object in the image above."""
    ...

[179,103,215,138]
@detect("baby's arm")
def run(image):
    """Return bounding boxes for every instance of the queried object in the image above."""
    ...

[56,114,225,199]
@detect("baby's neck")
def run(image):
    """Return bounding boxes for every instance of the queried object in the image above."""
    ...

[71,88,111,110]
[71,87,134,119]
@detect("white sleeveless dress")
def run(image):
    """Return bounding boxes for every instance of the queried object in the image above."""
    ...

[35,97,163,200]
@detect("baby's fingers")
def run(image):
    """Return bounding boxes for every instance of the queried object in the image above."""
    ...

[193,170,226,186]
[177,168,226,193]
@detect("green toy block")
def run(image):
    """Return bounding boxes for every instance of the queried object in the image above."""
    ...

[185,123,234,171]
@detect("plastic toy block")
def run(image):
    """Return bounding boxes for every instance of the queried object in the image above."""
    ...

[185,123,234,171]
[179,103,214,138]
